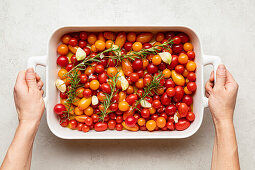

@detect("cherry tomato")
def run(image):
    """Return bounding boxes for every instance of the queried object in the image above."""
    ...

[126,94,138,105]
[60,118,69,127]
[109,103,118,112]
[65,63,73,72]
[90,80,100,90]
[187,51,195,60]
[182,95,193,106]
[172,44,183,53]
[118,101,130,112]
[165,104,177,116]
[156,117,166,128]
[91,114,99,123]
[124,42,133,51]
[125,116,137,127]
[132,59,143,71]
[186,61,196,72]
[152,55,162,65]
[147,63,158,74]
[178,54,188,64]
[130,73,139,82]
[156,32,165,42]
[187,72,196,82]
[178,103,188,117]
[82,125,90,132]
[108,120,116,130]
[174,86,184,102]
[83,89,92,98]
[54,104,66,115]
[69,119,78,130]
[95,40,106,51]
[146,120,157,131]
[166,121,175,130]
[116,124,123,131]
[78,40,87,48]
[57,44,68,55]
[77,123,84,131]
[94,64,104,74]
[165,79,175,88]
[187,82,197,92]
[60,92,68,99]
[143,43,152,49]
[57,55,69,67]
[177,33,190,43]
[79,31,88,40]
[166,87,175,97]
[94,122,107,132]
[162,69,171,78]
[116,116,123,124]
[165,32,175,39]
[135,78,144,89]
[61,34,71,44]
[175,65,185,74]
[173,36,181,44]
[175,118,190,131]
[186,112,195,122]
[107,67,117,77]
[183,42,193,51]
[161,93,171,106]
[69,38,78,47]
[79,74,87,84]
[88,33,97,45]
[152,100,161,109]
[168,55,178,69]
[101,83,111,94]
[141,109,150,118]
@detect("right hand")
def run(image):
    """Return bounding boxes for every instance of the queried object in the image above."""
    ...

[205,64,238,124]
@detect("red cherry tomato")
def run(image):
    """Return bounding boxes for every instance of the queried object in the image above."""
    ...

[83,89,92,98]
[168,55,178,70]
[130,73,139,82]
[124,42,133,51]
[141,109,150,118]
[78,40,87,48]
[101,83,111,94]
[60,118,69,127]
[125,116,137,127]
[95,64,104,74]
[175,118,190,131]
[165,79,175,88]
[182,95,193,106]
[173,36,181,44]
[186,112,195,122]
[161,93,171,106]
[108,120,116,130]
[132,59,143,71]
[91,114,99,123]
[166,121,175,130]
[187,82,197,92]
[69,38,78,47]
[60,92,68,99]
[143,77,152,86]
[98,72,107,84]
[65,63,73,72]
[143,43,152,49]
[83,47,91,56]
[152,100,161,109]
[69,119,78,130]
[116,116,123,124]
[54,104,66,115]
[166,87,175,97]
[84,117,93,126]
[177,33,190,43]
[187,51,195,60]
[77,123,84,131]
[172,44,183,53]
[178,103,188,117]
[126,94,138,105]
[175,65,185,74]
[82,125,90,132]
[165,104,177,116]
[147,63,158,74]
[187,72,196,82]
[94,122,108,132]
[57,55,69,67]
[80,31,88,40]
[174,86,184,102]
[80,74,88,84]
[116,124,123,131]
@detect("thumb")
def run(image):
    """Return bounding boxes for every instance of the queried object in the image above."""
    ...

[26,68,38,89]
[215,64,226,87]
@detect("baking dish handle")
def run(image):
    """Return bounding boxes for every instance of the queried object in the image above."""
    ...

[27,55,48,105]
[202,55,222,107]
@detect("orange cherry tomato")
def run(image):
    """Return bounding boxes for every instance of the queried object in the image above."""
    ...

[58,68,68,79]
[63,77,71,85]
[127,32,136,42]
[156,117,166,128]
[107,67,117,77]
[136,32,153,44]
[105,40,114,49]
[68,45,78,53]
[146,120,157,131]
[119,91,126,102]
[76,87,84,98]
[172,70,185,86]
[143,59,149,69]
[149,107,156,114]
[138,118,146,126]
[122,59,133,76]
[118,101,130,111]
[135,78,144,89]
[91,44,98,52]
[156,32,165,42]
[97,32,105,42]
[163,69,171,78]
[74,107,83,116]
[153,42,162,51]
[186,61,196,72]
[85,66,95,76]
[184,86,192,94]
[126,86,134,94]
[84,106,93,116]
[87,33,97,45]
[183,69,189,77]
[156,87,165,95]
[90,80,100,90]
[152,55,162,65]
[57,44,68,55]
[95,40,106,51]
[97,91,106,102]
[61,34,71,44]
[178,54,189,64]
[183,42,193,51]
[132,42,143,52]
[78,97,92,110]
[75,115,88,123]
[115,32,126,48]
[72,97,80,106]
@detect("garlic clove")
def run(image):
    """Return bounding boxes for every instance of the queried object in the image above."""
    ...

[159,52,172,65]
[140,99,152,108]
[76,47,86,61]
[55,79,66,92]
[92,95,99,105]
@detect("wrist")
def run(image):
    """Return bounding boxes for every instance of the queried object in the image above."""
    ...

[19,120,40,131]
[214,119,234,132]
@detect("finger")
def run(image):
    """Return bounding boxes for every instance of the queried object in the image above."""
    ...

[225,70,238,90]
[14,71,28,92]
[215,64,227,88]
[37,80,44,89]
[205,81,213,94]
[25,68,38,90]
[205,91,210,98]
[36,73,41,81]
[41,90,44,96]
[209,71,214,82]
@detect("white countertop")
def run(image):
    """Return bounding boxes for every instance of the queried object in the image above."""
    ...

[0,0,254,169]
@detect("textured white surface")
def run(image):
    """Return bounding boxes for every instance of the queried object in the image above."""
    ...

[0,0,254,169]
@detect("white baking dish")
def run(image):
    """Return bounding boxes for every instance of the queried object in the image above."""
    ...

[27,26,221,139]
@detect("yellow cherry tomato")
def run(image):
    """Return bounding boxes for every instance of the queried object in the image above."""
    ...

[132,42,143,52]
[58,68,68,79]
[105,40,114,49]
[163,69,171,78]
[152,55,162,65]
[95,40,106,51]
[146,120,157,131]
[183,42,193,51]
[172,70,185,86]
[138,118,146,126]
[74,106,83,116]
[186,61,196,72]
[78,97,92,110]
[107,67,117,77]
[90,80,100,90]
[88,33,97,45]
[127,32,136,42]
[118,101,130,111]
[156,117,166,128]
[84,106,93,116]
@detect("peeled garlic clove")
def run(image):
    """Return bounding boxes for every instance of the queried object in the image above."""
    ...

[159,52,172,65]
[174,113,179,123]
[112,45,119,50]
[55,79,66,92]
[76,47,86,61]
[99,53,104,59]
[140,100,152,108]
[92,95,99,105]
[119,76,129,91]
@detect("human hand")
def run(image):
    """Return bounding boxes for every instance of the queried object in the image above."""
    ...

[205,64,238,124]
[13,68,45,124]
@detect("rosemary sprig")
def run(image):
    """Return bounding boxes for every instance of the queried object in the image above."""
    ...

[133,72,164,111]
[99,74,120,121]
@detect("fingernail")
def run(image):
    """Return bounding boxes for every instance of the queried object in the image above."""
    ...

[218,64,225,71]
[27,68,34,73]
